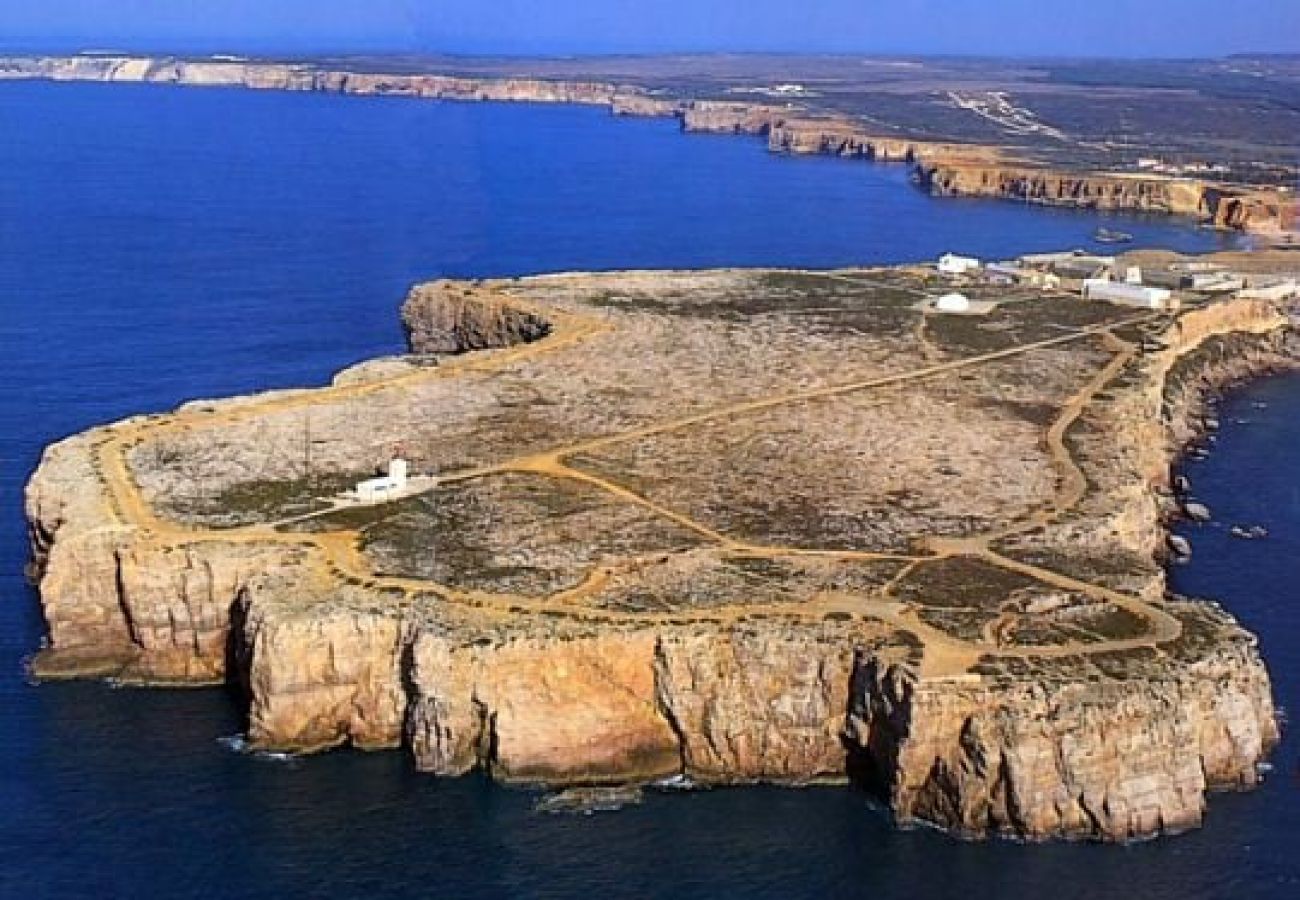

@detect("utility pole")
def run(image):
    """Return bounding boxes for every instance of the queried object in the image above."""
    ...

[303,412,312,481]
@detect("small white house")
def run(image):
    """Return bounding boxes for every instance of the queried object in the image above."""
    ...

[1124,266,1143,285]
[355,458,409,502]
[935,292,972,313]
[938,253,981,276]
[1082,279,1175,309]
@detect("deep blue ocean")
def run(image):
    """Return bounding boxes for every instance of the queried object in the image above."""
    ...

[0,80,1295,899]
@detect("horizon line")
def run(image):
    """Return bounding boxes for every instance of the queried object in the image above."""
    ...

[3,42,1299,65]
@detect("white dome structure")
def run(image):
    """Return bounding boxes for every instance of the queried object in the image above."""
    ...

[934,292,971,313]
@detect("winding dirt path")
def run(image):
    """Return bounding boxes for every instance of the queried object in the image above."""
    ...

[87,282,1185,674]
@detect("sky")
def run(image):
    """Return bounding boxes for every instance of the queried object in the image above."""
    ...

[1,0,1298,58]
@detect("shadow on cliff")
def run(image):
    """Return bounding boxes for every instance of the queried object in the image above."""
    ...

[223,594,254,728]
[841,651,902,816]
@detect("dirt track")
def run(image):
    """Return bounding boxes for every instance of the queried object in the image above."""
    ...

[89,283,1183,676]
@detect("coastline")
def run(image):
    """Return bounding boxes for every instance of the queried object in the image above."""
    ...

[23,259,1291,842]
[0,52,1294,235]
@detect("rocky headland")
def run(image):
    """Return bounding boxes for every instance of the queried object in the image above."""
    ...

[1,53,1293,235]
[26,254,1295,841]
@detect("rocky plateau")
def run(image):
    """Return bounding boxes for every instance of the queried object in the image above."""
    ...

[25,254,1297,841]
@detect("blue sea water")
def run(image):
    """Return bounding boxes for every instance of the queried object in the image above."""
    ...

[0,80,1293,899]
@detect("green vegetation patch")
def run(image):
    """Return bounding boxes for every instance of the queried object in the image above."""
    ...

[587,553,906,613]
[926,297,1130,357]
[917,608,997,643]
[587,270,923,337]
[294,472,705,597]
[164,472,360,528]
[891,556,1040,611]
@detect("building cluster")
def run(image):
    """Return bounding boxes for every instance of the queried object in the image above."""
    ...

[1134,157,1231,177]
[931,251,1298,314]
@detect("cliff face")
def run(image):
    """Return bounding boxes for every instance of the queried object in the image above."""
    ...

[24,429,310,683]
[679,101,787,135]
[916,163,1296,233]
[23,269,1288,842]
[0,55,625,106]
[405,627,680,781]
[917,163,1206,216]
[849,616,1276,840]
[768,122,921,162]
[234,581,408,751]
[611,94,684,118]
[227,582,870,784]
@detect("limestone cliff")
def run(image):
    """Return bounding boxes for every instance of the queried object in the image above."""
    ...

[916,163,1296,233]
[848,611,1276,840]
[679,101,788,135]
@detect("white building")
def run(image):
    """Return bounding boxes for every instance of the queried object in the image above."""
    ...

[1145,268,1245,292]
[355,458,409,502]
[938,253,981,275]
[1082,279,1175,310]
[935,292,972,313]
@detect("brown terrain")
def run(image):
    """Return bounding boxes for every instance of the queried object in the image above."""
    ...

[1,53,1296,234]
[25,252,1298,841]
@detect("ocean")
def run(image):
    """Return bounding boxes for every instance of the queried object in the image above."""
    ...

[0,80,1293,898]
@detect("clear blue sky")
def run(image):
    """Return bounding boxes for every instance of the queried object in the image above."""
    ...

[2,0,1298,57]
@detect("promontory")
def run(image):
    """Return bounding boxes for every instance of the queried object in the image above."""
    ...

[26,249,1298,840]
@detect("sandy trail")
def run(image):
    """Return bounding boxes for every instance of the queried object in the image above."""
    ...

[88,284,1179,674]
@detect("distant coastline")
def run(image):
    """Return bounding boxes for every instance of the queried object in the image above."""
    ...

[1,52,1294,234]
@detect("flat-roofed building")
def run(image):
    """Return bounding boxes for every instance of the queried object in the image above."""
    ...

[1144,269,1245,292]
[937,253,981,275]
[1082,279,1176,310]
[355,458,409,502]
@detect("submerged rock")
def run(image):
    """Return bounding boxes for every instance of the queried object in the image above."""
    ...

[535,785,644,815]
[1168,534,1194,560]
[1230,525,1269,540]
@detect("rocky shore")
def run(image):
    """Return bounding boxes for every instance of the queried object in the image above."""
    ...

[25,260,1291,841]
[1,54,1292,234]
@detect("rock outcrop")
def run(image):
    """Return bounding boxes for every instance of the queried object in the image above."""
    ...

[401,280,552,353]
